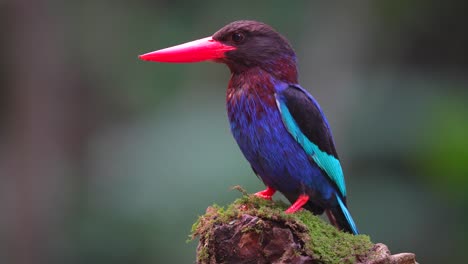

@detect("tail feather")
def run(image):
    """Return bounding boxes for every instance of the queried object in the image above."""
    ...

[326,194,359,235]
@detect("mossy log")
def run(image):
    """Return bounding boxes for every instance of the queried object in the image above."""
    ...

[191,189,417,264]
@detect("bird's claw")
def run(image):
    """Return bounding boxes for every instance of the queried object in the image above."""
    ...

[254,186,276,200]
[254,192,273,200]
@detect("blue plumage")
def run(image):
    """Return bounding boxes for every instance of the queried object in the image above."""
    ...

[336,193,359,234]
[228,82,334,200]
[275,86,346,197]
[227,69,358,234]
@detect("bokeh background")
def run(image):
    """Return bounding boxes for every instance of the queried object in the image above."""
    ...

[0,1,467,263]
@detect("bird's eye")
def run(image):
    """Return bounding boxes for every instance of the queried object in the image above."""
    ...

[231,32,245,43]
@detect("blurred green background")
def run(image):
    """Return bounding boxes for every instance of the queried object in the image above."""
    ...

[0,0,467,263]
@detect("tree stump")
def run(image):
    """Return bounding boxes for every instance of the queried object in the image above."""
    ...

[191,192,417,264]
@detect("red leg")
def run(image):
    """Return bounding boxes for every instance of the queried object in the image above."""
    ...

[254,186,276,200]
[285,194,309,214]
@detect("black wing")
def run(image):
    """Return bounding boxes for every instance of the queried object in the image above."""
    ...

[280,86,339,159]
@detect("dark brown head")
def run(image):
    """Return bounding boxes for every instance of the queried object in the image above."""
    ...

[211,20,296,73]
[139,20,298,82]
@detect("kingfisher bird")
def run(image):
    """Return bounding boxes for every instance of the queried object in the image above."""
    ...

[139,20,359,234]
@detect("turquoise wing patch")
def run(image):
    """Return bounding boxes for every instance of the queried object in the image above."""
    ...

[275,95,347,197]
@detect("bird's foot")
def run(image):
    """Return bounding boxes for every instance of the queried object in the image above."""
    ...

[285,194,309,214]
[254,186,276,200]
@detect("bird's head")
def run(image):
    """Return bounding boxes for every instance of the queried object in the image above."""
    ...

[140,20,297,80]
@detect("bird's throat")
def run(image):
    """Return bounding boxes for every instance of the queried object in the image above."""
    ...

[227,57,298,87]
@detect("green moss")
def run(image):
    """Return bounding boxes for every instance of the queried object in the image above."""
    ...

[197,246,209,262]
[295,210,373,263]
[191,191,373,264]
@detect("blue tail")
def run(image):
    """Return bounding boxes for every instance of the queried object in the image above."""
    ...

[327,194,359,235]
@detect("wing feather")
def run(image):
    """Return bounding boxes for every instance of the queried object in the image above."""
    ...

[275,85,347,197]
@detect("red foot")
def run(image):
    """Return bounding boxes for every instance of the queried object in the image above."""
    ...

[254,186,276,200]
[285,194,309,214]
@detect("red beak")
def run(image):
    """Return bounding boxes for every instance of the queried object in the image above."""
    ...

[139,36,236,63]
